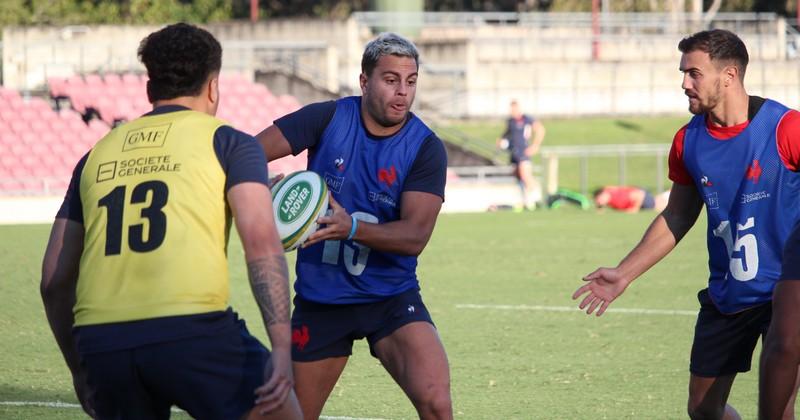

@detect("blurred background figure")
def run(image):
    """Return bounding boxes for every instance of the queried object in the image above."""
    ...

[593,186,669,213]
[497,100,545,210]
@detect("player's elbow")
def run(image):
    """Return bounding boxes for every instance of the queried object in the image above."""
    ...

[40,255,67,303]
[404,234,432,256]
[40,273,68,306]
[240,231,284,262]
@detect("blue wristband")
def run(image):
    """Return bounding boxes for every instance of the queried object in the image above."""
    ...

[346,215,358,241]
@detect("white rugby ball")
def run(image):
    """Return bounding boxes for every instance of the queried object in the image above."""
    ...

[271,170,329,252]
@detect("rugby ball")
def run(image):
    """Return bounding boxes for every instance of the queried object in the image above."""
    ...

[271,170,329,252]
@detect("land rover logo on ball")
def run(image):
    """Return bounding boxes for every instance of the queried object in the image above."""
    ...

[279,181,312,223]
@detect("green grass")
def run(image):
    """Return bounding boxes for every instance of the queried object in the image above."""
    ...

[442,115,689,194]
[0,209,777,419]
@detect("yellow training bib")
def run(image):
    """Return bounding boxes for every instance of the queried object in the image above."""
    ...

[75,110,232,326]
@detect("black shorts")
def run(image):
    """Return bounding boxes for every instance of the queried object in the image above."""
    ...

[80,317,269,420]
[291,288,435,362]
[689,288,772,377]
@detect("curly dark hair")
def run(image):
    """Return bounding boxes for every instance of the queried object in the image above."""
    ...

[137,23,222,102]
[678,29,749,80]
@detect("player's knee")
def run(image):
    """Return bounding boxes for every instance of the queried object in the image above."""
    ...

[765,334,800,362]
[413,384,452,418]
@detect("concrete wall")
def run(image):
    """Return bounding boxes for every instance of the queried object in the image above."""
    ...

[2,20,364,93]
[3,18,797,118]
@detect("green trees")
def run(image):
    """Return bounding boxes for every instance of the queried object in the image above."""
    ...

[0,0,794,28]
[0,0,234,26]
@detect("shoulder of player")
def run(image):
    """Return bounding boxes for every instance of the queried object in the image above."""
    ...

[672,123,689,144]
[412,133,448,166]
[778,109,800,134]
[213,124,256,143]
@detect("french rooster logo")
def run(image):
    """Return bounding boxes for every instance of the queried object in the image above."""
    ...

[746,160,762,184]
[378,166,397,187]
[292,325,310,351]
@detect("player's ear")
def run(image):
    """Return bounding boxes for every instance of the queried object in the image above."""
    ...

[207,75,219,105]
[359,72,368,93]
[724,65,737,87]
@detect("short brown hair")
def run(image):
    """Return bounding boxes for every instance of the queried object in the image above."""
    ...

[678,29,749,79]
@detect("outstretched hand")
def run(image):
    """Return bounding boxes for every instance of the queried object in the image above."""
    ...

[572,267,630,316]
[303,194,351,247]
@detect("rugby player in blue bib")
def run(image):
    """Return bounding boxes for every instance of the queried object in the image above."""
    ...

[256,33,452,419]
[573,29,800,419]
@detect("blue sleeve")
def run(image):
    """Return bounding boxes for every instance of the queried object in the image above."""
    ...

[213,126,269,191]
[56,152,89,223]
[403,133,448,200]
[274,101,336,155]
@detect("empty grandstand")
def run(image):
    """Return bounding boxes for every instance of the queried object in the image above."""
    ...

[0,73,306,196]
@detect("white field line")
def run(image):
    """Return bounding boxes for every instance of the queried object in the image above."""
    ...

[456,303,696,316]
[0,401,388,419]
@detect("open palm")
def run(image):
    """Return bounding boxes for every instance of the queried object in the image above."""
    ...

[572,267,630,316]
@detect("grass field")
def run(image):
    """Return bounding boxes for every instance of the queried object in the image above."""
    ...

[0,208,776,419]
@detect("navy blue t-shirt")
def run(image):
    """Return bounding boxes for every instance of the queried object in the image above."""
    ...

[502,114,535,162]
[274,100,447,199]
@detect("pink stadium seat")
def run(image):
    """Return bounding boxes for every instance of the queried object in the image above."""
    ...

[0,108,16,122]
[20,132,39,145]
[88,119,109,135]
[65,116,87,133]
[9,120,30,134]
[18,108,38,121]
[103,74,123,86]
[67,75,85,88]
[28,97,53,112]
[10,165,31,178]
[0,88,21,101]
[48,77,69,97]
[49,142,69,156]
[0,153,18,168]
[19,154,39,169]
[27,119,49,134]
[68,93,88,113]
[0,132,14,145]
[122,73,140,85]
[48,178,71,193]
[85,74,103,86]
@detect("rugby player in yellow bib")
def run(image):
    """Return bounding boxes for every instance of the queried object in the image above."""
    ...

[41,23,301,420]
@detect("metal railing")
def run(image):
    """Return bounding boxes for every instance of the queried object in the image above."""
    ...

[539,143,671,196]
[0,176,69,197]
[353,11,781,33]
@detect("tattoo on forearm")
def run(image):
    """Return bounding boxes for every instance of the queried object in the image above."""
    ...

[246,255,290,326]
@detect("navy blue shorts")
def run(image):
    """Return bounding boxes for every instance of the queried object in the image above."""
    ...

[79,315,269,420]
[689,288,771,377]
[291,288,434,361]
